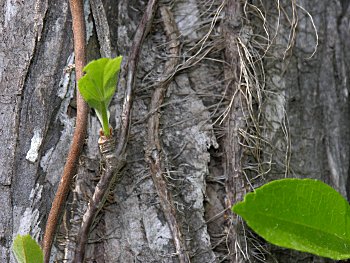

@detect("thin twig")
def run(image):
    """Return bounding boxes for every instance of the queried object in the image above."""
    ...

[145,6,190,263]
[42,0,88,262]
[73,1,158,261]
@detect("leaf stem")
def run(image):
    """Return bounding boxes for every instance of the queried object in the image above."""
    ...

[101,105,110,136]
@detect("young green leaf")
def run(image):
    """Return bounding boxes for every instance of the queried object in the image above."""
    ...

[233,179,350,260]
[78,56,122,136]
[12,234,43,263]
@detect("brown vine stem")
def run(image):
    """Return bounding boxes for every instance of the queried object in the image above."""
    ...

[73,135,125,262]
[223,0,250,261]
[73,0,158,261]
[42,0,88,262]
[145,6,190,263]
[116,0,158,156]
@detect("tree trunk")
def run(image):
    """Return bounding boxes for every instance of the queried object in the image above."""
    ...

[0,0,349,262]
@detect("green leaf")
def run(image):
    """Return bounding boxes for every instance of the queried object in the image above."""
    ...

[233,179,350,260]
[78,56,122,136]
[12,234,43,263]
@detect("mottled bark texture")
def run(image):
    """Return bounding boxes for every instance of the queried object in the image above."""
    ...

[0,0,349,263]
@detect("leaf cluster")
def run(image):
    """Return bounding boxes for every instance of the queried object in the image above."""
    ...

[78,56,123,136]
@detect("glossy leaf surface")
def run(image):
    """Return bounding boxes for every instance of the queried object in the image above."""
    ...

[233,179,350,260]
[12,234,43,263]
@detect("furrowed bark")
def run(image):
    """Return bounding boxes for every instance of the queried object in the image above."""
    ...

[145,6,190,263]
[73,0,158,261]
[42,0,88,262]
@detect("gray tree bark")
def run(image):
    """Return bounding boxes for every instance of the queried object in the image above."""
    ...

[0,0,349,262]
